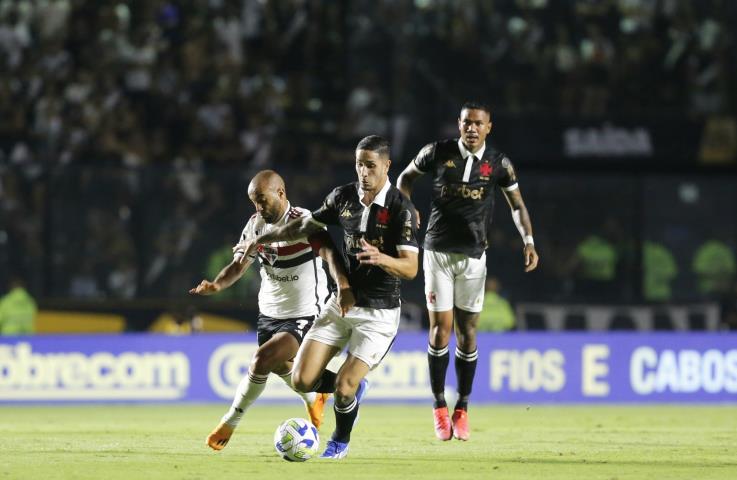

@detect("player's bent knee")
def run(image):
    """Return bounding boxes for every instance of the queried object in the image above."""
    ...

[334,379,359,403]
[429,329,452,347]
[291,371,314,393]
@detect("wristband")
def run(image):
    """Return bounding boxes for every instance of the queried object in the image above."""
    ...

[524,235,534,246]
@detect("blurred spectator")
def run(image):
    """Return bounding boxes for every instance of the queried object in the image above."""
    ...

[642,240,678,302]
[0,276,37,335]
[692,239,736,299]
[477,277,516,332]
[568,233,619,302]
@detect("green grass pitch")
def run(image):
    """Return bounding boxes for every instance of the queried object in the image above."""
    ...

[1,404,736,479]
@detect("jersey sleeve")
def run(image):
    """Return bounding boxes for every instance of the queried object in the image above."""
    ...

[394,197,419,253]
[497,156,519,192]
[412,143,437,173]
[233,216,259,263]
[310,188,340,227]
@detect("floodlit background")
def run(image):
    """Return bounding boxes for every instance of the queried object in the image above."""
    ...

[2,0,736,334]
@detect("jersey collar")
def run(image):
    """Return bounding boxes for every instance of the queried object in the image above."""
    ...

[457,138,486,160]
[357,178,392,208]
[276,201,292,224]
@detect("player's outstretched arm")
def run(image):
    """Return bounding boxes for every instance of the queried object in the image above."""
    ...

[357,239,418,280]
[503,188,539,272]
[236,216,322,264]
[189,257,253,295]
[309,231,355,316]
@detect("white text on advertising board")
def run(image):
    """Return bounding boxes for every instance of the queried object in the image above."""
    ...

[0,342,189,400]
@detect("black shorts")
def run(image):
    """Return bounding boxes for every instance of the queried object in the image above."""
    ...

[257,313,315,346]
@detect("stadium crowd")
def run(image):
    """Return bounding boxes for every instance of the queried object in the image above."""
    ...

[1,0,736,309]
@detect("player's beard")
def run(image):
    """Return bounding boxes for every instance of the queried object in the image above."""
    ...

[261,209,276,224]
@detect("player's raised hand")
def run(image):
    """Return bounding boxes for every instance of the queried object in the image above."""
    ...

[190,279,221,295]
[523,244,539,272]
[357,238,384,266]
[337,287,356,317]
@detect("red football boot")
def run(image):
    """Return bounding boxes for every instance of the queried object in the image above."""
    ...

[433,406,453,441]
[451,408,469,441]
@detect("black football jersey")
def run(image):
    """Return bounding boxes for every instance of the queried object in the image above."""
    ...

[311,181,419,309]
[413,139,518,258]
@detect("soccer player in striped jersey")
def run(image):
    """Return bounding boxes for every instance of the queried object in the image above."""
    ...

[190,170,353,451]
[398,102,539,441]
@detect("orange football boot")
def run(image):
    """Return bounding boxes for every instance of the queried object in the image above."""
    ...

[206,422,235,451]
[305,393,330,429]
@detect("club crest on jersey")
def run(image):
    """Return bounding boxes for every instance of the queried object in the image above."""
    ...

[376,208,390,225]
[340,209,352,218]
[258,244,278,265]
[479,162,493,179]
[444,160,456,168]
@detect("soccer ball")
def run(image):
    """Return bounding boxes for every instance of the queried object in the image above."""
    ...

[273,418,320,462]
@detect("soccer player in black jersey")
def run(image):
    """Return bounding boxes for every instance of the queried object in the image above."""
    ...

[236,135,419,459]
[398,101,539,441]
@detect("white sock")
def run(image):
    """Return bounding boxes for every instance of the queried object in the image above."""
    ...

[221,371,269,428]
[279,371,317,406]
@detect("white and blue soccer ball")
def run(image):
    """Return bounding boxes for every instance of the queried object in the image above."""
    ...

[273,418,320,462]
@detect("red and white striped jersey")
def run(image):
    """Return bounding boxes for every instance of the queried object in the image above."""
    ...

[234,204,330,319]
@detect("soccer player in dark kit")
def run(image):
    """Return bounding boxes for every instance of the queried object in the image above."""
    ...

[236,135,419,459]
[398,101,539,441]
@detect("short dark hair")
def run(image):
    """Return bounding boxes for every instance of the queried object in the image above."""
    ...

[356,135,390,158]
[461,101,492,116]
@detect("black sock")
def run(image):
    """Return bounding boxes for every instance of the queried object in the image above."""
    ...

[332,397,359,443]
[312,369,337,393]
[455,399,469,411]
[454,347,478,408]
[428,343,450,408]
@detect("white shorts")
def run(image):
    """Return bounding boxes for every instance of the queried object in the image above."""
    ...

[304,297,400,369]
[423,250,487,313]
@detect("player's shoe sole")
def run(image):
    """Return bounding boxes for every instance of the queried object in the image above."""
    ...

[433,406,453,441]
[305,392,330,430]
[451,408,469,441]
[320,439,350,459]
[206,422,235,451]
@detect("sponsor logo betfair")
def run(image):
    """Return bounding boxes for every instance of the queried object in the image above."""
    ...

[345,235,384,254]
[266,271,299,282]
[440,184,486,200]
